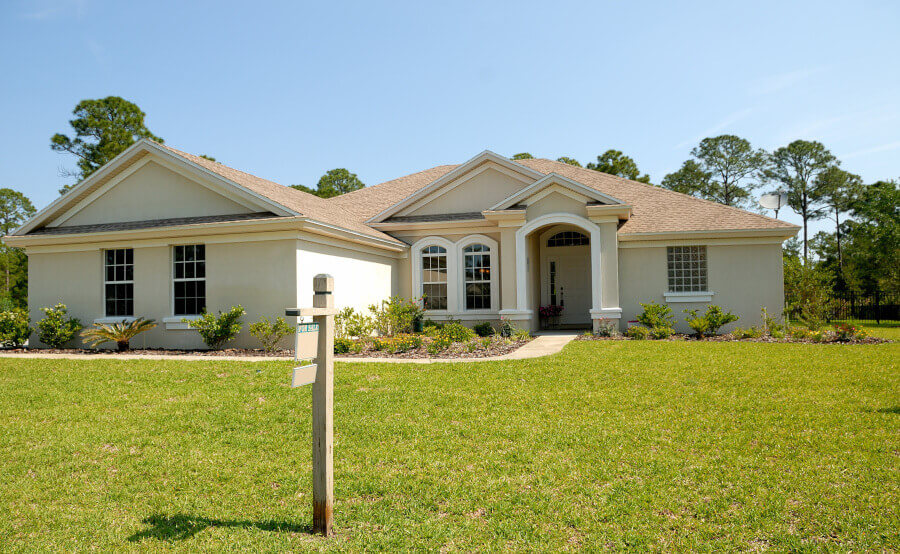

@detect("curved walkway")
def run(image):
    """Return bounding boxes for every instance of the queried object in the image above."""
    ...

[0,332,579,364]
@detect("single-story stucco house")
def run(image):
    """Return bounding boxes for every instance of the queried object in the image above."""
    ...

[6,140,799,348]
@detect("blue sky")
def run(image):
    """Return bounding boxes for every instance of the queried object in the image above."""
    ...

[1,0,898,237]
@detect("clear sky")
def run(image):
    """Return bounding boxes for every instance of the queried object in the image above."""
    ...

[1,0,898,237]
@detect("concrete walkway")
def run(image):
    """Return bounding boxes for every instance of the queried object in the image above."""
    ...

[0,332,580,364]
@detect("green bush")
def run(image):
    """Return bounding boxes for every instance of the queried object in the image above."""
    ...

[371,337,391,351]
[498,319,514,338]
[36,304,82,348]
[249,316,292,352]
[473,322,495,337]
[368,296,424,336]
[833,323,866,341]
[683,305,739,338]
[761,307,785,335]
[0,309,31,347]
[732,326,764,339]
[336,307,374,339]
[439,322,475,343]
[185,306,245,349]
[650,326,674,340]
[81,317,157,351]
[637,302,675,332]
[625,325,650,340]
[427,334,454,354]
[334,337,355,354]
[513,328,531,341]
[391,334,423,353]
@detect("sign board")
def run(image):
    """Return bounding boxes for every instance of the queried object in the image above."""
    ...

[298,323,319,333]
[291,363,317,387]
[296,326,319,360]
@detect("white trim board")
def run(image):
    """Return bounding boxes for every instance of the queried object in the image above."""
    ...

[490,172,625,211]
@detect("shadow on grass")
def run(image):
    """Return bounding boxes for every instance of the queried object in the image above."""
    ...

[127,513,311,542]
[863,406,900,415]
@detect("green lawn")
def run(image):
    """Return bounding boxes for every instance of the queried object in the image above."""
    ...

[1,341,898,551]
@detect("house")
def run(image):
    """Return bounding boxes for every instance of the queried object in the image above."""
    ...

[5,140,799,348]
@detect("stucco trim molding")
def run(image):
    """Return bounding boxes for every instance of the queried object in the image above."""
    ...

[663,291,716,303]
[589,308,623,319]
[491,172,625,211]
[163,315,201,330]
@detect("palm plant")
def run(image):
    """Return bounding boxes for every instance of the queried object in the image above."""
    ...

[81,318,157,351]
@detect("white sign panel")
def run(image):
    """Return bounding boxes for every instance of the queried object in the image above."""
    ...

[291,364,317,388]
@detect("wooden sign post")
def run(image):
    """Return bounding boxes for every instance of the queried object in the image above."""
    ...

[285,274,337,536]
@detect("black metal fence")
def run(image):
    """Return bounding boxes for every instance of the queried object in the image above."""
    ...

[825,291,900,324]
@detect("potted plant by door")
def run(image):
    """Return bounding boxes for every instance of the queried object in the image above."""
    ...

[539,305,564,330]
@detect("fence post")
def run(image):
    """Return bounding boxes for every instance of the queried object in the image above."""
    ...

[311,274,335,536]
[875,290,881,324]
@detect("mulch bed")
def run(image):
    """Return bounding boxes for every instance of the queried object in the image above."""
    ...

[576,334,890,345]
[337,337,532,359]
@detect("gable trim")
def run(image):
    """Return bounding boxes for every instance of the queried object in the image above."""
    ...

[490,172,625,211]
[365,150,545,223]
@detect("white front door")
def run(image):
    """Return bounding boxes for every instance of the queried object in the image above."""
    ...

[543,242,592,326]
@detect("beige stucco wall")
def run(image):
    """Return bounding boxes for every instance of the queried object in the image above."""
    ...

[27,238,299,349]
[524,191,588,220]
[402,166,527,216]
[618,242,784,333]
[59,161,252,227]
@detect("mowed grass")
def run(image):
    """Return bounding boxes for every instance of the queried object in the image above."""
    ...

[1,340,898,551]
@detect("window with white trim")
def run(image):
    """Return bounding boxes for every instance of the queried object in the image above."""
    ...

[104,248,133,317]
[462,244,491,310]
[667,246,707,292]
[173,244,206,315]
[547,231,589,247]
[421,245,447,310]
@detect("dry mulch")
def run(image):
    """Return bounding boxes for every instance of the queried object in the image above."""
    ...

[337,337,532,359]
[576,334,890,345]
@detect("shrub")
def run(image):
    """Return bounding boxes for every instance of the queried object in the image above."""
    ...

[625,325,650,340]
[368,296,424,336]
[650,326,674,340]
[761,307,785,335]
[391,334,423,353]
[423,319,443,331]
[465,341,479,352]
[186,305,245,349]
[81,317,157,351]
[770,329,785,339]
[439,322,475,343]
[683,305,739,338]
[37,304,82,348]
[498,319,514,338]
[810,329,828,343]
[473,322,495,337]
[833,323,866,342]
[427,334,454,354]
[480,336,493,348]
[336,307,374,339]
[0,309,31,347]
[371,337,391,351]
[732,326,764,339]
[249,316,292,352]
[593,318,618,337]
[334,337,355,354]
[513,328,531,341]
[787,326,811,340]
[637,302,675,331]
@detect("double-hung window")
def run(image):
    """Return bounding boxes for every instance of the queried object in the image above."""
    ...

[421,245,448,310]
[462,244,491,310]
[104,248,133,317]
[174,244,206,315]
[667,246,708,292]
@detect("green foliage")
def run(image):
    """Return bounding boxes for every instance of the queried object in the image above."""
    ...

[292,168,365,198]
[731,326,764,339]
[625,325,650,340]
[513,328,531,341]
[473,322,495,337]
[392,334,423,353]
[333,337,355,354]
[369,297,423,336]
[51,96,163,191]
[637,302,675,331]
[498,319,514,338]
[185,306,245,349]
[593,318,618,337]
[556,156,582,167]
[662,135,768,208]
[0,309,31,347]
[511,152,534,160]
[683,305,739,337]
[833,323,866,342]
[427,334,453,354]
[784,255,833,326]
[586,149,651,183]
[650,326,674,340]
[761,307,785,335]
[80,317,157,351]
[248,316,292,352]
[437,322,475,343]
[336,307,374,339]
[36,304,82,348]
[0,188,36,309]
[841,180,899,293]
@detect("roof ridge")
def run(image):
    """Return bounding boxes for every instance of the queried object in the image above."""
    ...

[527,158,796,228]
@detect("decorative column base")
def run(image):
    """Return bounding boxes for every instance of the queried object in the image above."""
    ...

[590,308,623,334]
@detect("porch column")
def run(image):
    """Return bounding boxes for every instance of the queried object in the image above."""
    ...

[499,227,518,311]
[589,220,623,331]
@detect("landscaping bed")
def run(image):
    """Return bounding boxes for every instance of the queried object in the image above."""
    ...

[336,335,532,359]
[0,347,294,357]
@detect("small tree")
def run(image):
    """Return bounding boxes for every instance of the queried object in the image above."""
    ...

[0,309,31,347]
[186,306,245,349]
[249,316,292,352]
[586,150,651,183]
[36,304,82,348]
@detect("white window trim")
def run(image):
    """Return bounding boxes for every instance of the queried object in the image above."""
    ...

[456,234,499,314]
[93,316,137,325]
[103,248,134,318]
[172,244,206,318]
[663,291,715,303]
[411,236,456,316]
[163,315,201,330]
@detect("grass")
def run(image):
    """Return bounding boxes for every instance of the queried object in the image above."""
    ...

[1,340,898,551]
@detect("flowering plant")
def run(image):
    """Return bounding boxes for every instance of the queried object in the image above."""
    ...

[539,305,563,318]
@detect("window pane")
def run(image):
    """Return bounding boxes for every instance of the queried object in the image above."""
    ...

[195,262,206,279]
[666,246,708,292]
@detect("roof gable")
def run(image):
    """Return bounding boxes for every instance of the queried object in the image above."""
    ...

[490,172,625,210]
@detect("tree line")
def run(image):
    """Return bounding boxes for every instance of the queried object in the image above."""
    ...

[0,96,895,312]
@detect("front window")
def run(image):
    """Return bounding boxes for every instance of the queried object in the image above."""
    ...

[174,244,206,315]
[421,245,447,310]
[667,246,707,292]
[547,231,589,247]
[463,244,491,310]
[104,248,133,317]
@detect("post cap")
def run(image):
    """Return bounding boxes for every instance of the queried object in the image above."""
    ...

[313,274,334,294]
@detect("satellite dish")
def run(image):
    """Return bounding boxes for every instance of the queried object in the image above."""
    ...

[759,192,788,218]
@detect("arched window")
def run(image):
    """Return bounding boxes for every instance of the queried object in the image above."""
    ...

[547,231,589,247]
[462,244,491,309]
[421,245,448,310]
